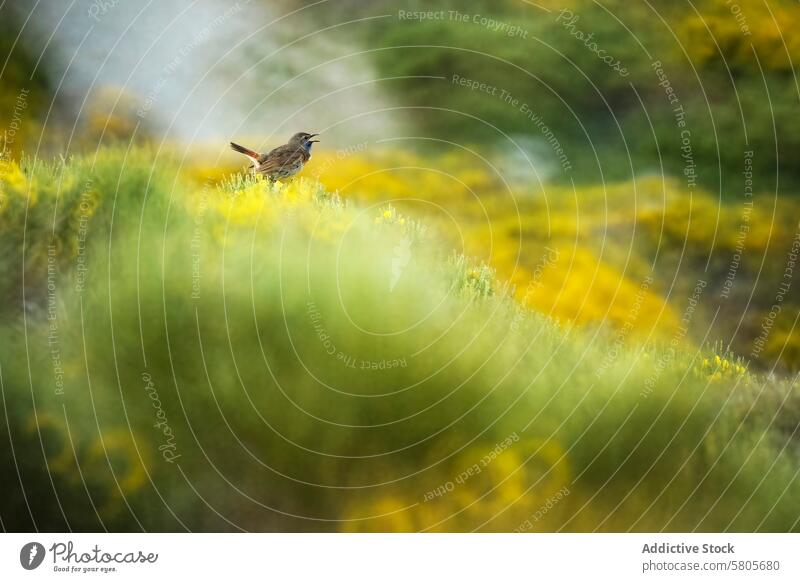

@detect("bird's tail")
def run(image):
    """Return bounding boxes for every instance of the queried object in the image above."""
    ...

[230,142,260,161]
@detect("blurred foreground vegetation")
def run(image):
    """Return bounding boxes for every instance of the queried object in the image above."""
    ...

[1,150,798,531]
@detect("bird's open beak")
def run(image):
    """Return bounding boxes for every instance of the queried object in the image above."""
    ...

[309,133,320,143]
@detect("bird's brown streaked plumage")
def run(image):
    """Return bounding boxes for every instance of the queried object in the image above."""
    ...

[230,132,319,181]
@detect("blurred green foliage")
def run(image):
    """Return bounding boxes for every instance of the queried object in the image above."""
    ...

[294,0,800,191]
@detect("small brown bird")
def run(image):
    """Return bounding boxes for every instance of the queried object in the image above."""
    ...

[230,132,319,181]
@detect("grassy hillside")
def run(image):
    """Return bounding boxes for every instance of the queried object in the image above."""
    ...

[1,149,798,532]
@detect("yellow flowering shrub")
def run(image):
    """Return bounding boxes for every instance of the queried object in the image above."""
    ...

[203,175,351,243]
[636,179,798,253]
[519,246,680,335]
[300,153,682,339]
[0,158,27,192]
[181,151,798,355]
[696,353,748,382]
[342,437,571,532]
[0,158,36,215]
[681,1,800,70]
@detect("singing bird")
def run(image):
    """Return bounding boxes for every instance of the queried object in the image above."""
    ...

[230,132,319,181]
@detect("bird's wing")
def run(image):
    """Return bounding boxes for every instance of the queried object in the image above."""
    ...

[258,146,306,173]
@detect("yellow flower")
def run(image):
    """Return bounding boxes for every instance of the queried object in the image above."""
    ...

[0,160,27,190]
[383,210,392,219]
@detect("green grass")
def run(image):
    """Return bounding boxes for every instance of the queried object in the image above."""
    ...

[0,148,798,532]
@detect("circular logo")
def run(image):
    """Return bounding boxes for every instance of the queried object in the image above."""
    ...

[19,542,46,570]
